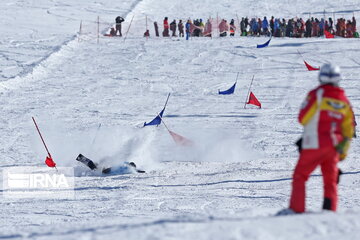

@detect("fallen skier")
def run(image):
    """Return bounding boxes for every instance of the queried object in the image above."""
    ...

[76,154,145,174]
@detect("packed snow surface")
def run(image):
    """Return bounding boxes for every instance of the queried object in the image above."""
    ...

[0,0,360,239]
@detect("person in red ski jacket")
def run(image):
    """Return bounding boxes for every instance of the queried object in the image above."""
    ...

[289,64,355,213]
[163,17,169,37]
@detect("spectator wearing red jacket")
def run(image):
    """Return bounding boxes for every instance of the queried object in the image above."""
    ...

[163,17,169,37]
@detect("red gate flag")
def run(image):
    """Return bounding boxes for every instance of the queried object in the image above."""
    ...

[247,92,261,108]
[304,61,320,71]
[169,130,194,146]
[45,156,56,168]
[324,30,334,39]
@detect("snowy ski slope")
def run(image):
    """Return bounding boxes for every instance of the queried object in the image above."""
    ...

[0,0,360,239]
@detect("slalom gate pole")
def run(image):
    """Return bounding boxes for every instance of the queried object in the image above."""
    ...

[244,75,255,109]
[146,15,148,40]
[163,93,171,110]
[32,117,58,171]
[297,49,305,61]
[78,20,82,42]
[124,15,135,42]
[236,13,241,33]
[90,123,102,147]
[158,114,170,132]
[217,13,219,37]
[235,71,240,83]
[189,16,192,41]
[32,117,52,158]
[210,15,213,39]
[158,115,176,143]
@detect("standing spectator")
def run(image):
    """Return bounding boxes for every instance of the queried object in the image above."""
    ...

[170,19,177,37]
[305,19,312,37]
[219,19,229,37]
[193,19,201,37]
[340,18,346,37]
[262,16,269,36]
[245,17,249,33]
[329,17,334,32]
[312,18,319,37]
[325,20,330,32]
[274,18,280,37]
[163,17,169,37]
[288,64,355,214]
[154,21,159,37]
[285,19,293,37]
[240,17,246,36]
[336,18,341,36]
[297,18,305,37]
[203,18,212,37]
[270,16,275,35]
[319,18,325,36]
[229,19,236,36]
[178,20,184,37]
[293,19,299,37]
[257,18,262,35]
[185,19,191,40]
[280,18,286,37]
[346,20,353,38]
[199,19,205,36]
[115,16,125,36]
[352,16,357,35]
[251,18,259,36]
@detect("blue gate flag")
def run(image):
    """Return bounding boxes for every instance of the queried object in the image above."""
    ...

[219,82,236,95]
[143,93,170,127]
[257,37,271,48]
[144,108,165,127]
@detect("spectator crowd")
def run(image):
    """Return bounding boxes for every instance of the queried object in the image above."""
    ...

[157,16,358,39]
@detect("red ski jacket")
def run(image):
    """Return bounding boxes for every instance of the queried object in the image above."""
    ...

[164,20,169,29]
[299,84,354,156]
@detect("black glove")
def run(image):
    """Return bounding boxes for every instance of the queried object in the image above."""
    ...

[337,168,343,184]
[295,138,302,152]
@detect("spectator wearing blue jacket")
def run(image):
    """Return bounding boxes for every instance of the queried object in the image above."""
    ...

[185,19,191,40]
[251,18,258,35]
[274,18,280,37]
[262,17,269,35]
[319,18,325,36]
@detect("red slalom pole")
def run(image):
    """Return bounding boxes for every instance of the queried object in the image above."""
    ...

[32,117,51,158]
[32,117,57,170]
[244,75,255,109]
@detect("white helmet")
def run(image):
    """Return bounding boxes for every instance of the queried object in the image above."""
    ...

[319,64,341,85]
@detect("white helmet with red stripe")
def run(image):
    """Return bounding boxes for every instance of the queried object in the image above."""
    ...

[319,64,341,85]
